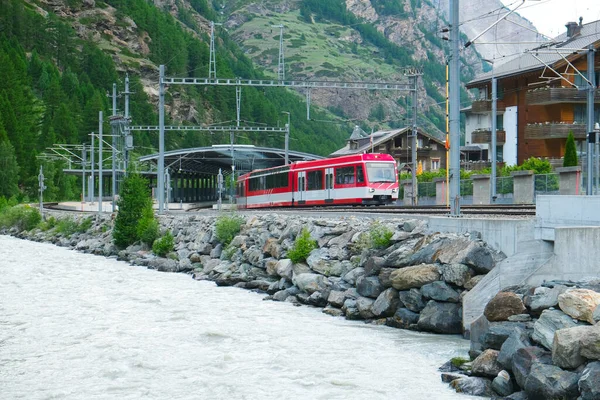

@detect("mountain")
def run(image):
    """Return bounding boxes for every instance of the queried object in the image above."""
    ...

[0,0,540,200]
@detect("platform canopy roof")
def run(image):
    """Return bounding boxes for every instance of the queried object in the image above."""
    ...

[139,145,324,176]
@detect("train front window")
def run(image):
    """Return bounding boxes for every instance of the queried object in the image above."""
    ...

[366,162,395,183]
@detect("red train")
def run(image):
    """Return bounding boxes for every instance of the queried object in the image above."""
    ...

[236,153,399,208]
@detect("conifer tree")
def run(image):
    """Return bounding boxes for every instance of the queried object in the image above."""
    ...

[563,131,578,167]
[0,139,20,198]
[113,174,152,248]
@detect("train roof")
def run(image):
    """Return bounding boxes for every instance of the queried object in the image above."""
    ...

[238,153,395,179]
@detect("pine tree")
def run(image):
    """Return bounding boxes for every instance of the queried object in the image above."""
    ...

[0,140,20,198]
[563,131,578,167]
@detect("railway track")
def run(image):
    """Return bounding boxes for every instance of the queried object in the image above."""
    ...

[280,204,537,216]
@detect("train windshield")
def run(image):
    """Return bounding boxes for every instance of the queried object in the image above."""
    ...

[366,162,396,183]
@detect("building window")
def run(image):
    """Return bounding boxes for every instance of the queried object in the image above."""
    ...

[496,115,504,130]
[417,138,423,148]
[431,158,440,171]
[357,165,364,183]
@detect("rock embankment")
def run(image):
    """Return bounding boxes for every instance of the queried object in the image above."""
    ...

[442,281,600,399]
[9,211,504,336]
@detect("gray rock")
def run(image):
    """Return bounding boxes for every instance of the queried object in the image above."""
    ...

[364,256,386,276]
[532,309,578,350]
[492,370,514,397]
[322,306,344,317]
[552,325,592,369]
[580,325,600,360]
[505,392,528,400]
[272,287,298,302]
[421,281,460,302]
[472,349,503,378]
[525,285,567,313]
[417,300,463,334]
[463,244,498,274]
[469,314,490,359]
[440,263,473,287]
[594,304,600,323]
[390,263,440,290]
[244,247,263,266]
[327,290,347,308]
[372,288,399,318]
[483,321,528,351]
[558,288,600,324]
[356,296,375,319]
[386,307,419,329]
[356,276,384,299]
[327,230,355,248]
[512,347,553,389]
[197,242,213,255]
[342,299,360,320]
[293,273,330,294]
[464,275,486,290]
[450,376,495,397]
[524,362,579,400]
[307,290,329,307]
[378,267,396,288]
[402,220,419,232]
[441,372,465,383]
[275,259,293,280]
[262,237,281,258]
[265,259,278,276]
[498,327,532,370]
[343,267,365,285]
[306,248,344,277]
[292,262,312,277]
[579,361,600,400]
[508,314,532,322]
[398,289,426,312]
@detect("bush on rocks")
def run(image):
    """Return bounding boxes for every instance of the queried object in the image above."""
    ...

[113,174,152,248]
[152,231,174,257]
[287,227,317,264]
[0,204,41,231]
[215,214,245,246]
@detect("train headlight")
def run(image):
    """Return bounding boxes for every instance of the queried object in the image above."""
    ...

[392,188,398,193]
[369,188,375,193]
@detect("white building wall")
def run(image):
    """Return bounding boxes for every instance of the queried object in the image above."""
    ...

[503,106,518,166]
[464,110,492,152]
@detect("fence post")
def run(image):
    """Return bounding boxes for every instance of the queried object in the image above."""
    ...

[511,170,534,204]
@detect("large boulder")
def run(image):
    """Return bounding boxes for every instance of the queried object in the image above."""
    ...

[525,285,568,313]
[386,308,419,329]
[343,267,365,285]
[532,309,578,350]
[306,248,344,277]
[483,321,528,351]
[390,264,440,290]
[262,237,281,258]
[364,256,386,276]
[356,296,375,319]
[372,288,399,318]
[464,275,486,290]
[275,259,293,280]
[492,370,514,397]
[293,273,330,294]
[552,325,592,369]
[439,263,473,287]
[524,362,580,400]
[579,361,600,400]
[292,262,312,277]
[327,290,347,308]
[421,281,460,302]
[378,267,396,288]
[356,276,384,299]
[594,305,600,323]
[450,376,495,397]
[417,300,462,334]
[398,289,426,312]
[498,327,532,370]
[580,324,600,360]
[484,292,527,322]
[472,349,503,378]
[512,347,553,389]
[558,288,600,324]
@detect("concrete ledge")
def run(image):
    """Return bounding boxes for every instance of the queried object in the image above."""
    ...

[471,174,491,180]
[510,170,534,177]
[535,195,600,240]
[555,166,582,173]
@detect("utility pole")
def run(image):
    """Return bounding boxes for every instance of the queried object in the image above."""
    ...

[89,132,94,203]
[38,166,46,218]
[236,83,242,127]
[158,65,166,214]
[272,24,285,81]
[410,74,419,206]
[82,143,86,210]
[109,83,118,212]
[165,167,171,211]
[491,74,498,203]
[209,21,222,79]
[449,0,461,215]
[217,168,223,211]
[587,45,595,195]
[124,74,132,173]
[98,111,103,214]
[282,111,290,165]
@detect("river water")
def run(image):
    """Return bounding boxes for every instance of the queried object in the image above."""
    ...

[0,235,474,399]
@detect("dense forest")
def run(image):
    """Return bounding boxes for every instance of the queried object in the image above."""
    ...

[0,0,349,201]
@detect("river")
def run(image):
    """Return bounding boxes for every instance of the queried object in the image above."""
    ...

[0,235,474,399]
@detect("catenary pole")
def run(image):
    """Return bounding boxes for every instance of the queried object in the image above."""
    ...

[449,0,461,215]
[158,65,166,213]
[98,111,103,214]
[491,76,497,202]
[587,45,595,195]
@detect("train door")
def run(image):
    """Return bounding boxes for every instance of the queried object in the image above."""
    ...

[325,168,334,203]
[297,171,306,204]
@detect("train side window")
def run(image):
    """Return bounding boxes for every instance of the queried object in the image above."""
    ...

[357,166,364,183]
[307,170,323,190]
[335,167,354,185]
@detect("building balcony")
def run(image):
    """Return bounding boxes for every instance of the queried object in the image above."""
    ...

[471,129,506,144]
[526,87,600,105]
[524,123,587,139]
[471,99,506,113]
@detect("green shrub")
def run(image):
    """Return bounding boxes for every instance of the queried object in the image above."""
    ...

[222,244,237,261]
[77,217,93,233]
[287,227,317,264]
[0,205,41,231]
[137,204,158,246]
[55,217,80,236]
[39,216,57,231]
[215,214,245,246]
[113,174,152,248]
[369,221,393,249]
[152,231,174,257]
